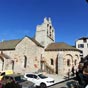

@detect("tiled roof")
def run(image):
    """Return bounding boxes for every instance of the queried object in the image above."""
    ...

[45,42,80,51]
[0,39,21,50]
[0,36,44,50]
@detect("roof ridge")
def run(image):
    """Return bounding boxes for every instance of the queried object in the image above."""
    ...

[0,39,21,43]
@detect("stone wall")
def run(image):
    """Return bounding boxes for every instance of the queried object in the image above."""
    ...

[1,37,44,74]
[44,50,80,75]
[35,17,55,47]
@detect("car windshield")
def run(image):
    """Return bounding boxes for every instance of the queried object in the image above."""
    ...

[38,74,48,79]
[15,76,22,81]
[15,75,26,82]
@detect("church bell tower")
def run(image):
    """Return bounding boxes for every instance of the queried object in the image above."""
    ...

[35,17,55,48]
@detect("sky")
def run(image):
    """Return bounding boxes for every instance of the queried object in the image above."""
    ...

[0,0,88,45]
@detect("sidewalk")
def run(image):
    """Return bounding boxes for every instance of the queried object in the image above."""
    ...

[45,73,75,84]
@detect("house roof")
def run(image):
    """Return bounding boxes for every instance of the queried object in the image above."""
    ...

[76,37,88,42]
[75,37,88,43]
[45,42,81,51]
[78,37,88,40]
[0,36,44,50]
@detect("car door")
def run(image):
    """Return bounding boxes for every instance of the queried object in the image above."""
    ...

[33,75,40,86]
[26,74,34,82]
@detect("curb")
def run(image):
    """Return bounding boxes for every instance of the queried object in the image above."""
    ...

[48,76,75,87]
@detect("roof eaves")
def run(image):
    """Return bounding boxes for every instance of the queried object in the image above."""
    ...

[0,48,15,51]
[15,40,22,48]
[24,36,44,48]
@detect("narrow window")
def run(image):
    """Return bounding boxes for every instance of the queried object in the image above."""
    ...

[51,59,54,65]
[47,30,48,35]
[50,26,51,29]
[74,60,77,65]
[12,60,14,70]
[67,59,70,66]
[24,55,27,68]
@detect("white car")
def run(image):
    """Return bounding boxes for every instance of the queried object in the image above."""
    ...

[24,73,55,88]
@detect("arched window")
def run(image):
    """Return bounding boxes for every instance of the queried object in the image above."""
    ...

[67,59,70,66]
[51,59,54,65]
[50,26,51,29]
[12,60,14,70]
[0,56,4,71]
[74,60,77,65]
[24,55,27,68]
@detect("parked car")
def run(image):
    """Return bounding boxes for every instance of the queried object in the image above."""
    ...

[0,74,34,88]
[24,73,54,88]
[0,70,13,80]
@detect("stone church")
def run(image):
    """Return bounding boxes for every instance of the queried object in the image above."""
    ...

[0,17,81,75]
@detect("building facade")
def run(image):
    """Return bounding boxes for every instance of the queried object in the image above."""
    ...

[35,17,55,48]
[43,43,81,75]
[0,36,44,74]
[76,37,88,60]
[0,17,81,75]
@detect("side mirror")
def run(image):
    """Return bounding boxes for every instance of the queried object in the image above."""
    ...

[37,77,40,80]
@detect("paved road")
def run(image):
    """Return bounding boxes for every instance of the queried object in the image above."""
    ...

[48,79,78,88]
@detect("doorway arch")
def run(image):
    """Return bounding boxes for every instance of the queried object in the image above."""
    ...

[56,55,58,74]
[0,56,4,71]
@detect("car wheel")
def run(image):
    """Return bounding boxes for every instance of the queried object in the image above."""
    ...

[40,83,47,88]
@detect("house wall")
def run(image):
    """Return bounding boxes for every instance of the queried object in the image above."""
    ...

[76,39,88,58]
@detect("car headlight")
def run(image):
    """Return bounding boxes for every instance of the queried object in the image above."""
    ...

[47,81,51,83]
